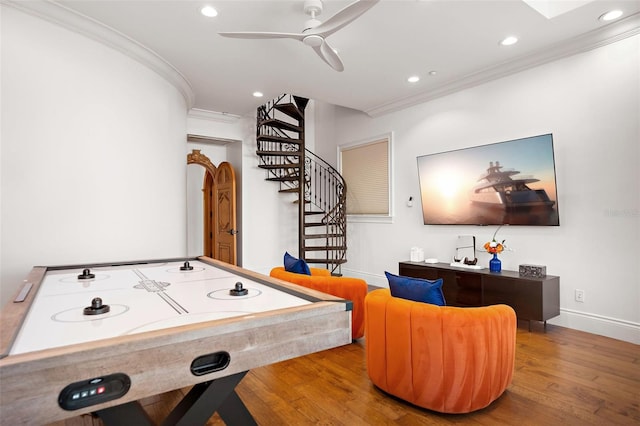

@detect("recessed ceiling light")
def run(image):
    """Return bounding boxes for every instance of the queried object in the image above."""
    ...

[428,70,437,76]
[407,76,420,83]
[253,92,264,98]
[500,36,519,46]
[599,10,623,22]
[201,6,218,18]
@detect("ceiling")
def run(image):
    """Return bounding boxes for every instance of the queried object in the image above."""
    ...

[12,0,640,117]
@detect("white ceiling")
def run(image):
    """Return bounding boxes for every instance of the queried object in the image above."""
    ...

[11,0,640,117]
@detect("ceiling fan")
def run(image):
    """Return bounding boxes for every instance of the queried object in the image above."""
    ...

[218,0,380,72]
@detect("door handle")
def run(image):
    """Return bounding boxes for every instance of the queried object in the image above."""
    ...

[227,229,238,235]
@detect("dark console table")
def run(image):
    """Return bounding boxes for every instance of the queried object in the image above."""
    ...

[398,261,560,331]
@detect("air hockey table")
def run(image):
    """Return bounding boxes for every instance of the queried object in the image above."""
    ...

[0,257,352,425]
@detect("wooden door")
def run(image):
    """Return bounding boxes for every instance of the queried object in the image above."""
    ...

[213,162,237,265]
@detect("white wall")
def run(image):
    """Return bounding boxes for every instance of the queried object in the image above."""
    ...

[316,35,640,344]
[0,7,188,305]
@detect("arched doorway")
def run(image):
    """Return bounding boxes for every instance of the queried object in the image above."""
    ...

[187,149,237,265]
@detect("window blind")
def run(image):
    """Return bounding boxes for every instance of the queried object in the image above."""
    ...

[341,139,389,215]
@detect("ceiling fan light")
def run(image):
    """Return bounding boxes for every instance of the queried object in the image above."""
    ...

[200,6,218,18]
[303,34,324,47]
[599,10,623,22]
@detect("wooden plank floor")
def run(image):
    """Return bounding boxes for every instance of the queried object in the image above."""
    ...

[49,322,639,425]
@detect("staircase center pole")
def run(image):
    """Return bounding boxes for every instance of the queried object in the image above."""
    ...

[298,112,306,260]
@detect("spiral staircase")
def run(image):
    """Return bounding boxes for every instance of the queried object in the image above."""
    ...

[256,94,347,274]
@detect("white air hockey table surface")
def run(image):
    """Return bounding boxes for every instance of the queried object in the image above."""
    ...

[0,257,352,425]
[10,259,314,354]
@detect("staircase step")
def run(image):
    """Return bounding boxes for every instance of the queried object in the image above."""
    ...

[293,96,310,113]
[259,118,302,133]
[275,103,303,120]
[304,211,326,216]
[258,163,301,169]
[303,245,347,251]
[303,233,343,239]
[305,222,341,227]
[278,188,299,194]
[267,176,299,182]
[256,150,302,157]
[257,134,302,144]
[305,258,348,265]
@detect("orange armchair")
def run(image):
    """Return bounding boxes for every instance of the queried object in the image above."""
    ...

[365,288,516,413]
[270,267,367,339]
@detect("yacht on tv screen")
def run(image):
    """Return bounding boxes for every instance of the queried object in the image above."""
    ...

[471,161,556,209]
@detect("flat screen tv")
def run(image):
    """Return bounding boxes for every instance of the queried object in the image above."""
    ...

[417,134,559,226]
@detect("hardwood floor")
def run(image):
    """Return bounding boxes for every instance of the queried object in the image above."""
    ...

[50,322,639,425]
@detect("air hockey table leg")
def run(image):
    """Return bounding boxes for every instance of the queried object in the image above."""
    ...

[217,385,258,426]
[161,371,257,426]
[95,401,154,425]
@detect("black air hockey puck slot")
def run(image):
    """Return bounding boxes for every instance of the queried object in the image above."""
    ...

[180,261,194,271]
[78,268,95,280]
[229,282,248,296]
[191,351,230,376]
[83,297,110,315]
[59,373,131,410]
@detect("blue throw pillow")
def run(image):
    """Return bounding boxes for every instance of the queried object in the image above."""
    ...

[385,271,446,306]
[284,252,311,275]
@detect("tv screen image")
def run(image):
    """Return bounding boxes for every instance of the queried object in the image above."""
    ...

[417,134,559,226]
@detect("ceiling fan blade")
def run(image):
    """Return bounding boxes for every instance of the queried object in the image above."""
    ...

[310,0,379,38]
[312,40,344,72]
[218,31,305,41]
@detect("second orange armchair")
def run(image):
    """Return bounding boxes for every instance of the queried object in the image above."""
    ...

[270,266,367,340]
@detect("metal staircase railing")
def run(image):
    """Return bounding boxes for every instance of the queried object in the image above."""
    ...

[303,150,347,272]
[256,94,347,274]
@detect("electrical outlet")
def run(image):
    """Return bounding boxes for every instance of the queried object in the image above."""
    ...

[575,289,585,303]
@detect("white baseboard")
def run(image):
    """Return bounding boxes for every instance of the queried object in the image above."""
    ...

[549,309,640,345]
[343,267,639,345]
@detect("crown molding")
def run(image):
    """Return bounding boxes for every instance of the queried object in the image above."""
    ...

[2,0,195,109]
[187,108,242,124]
[187,134,241,146]
[366,13,640,117]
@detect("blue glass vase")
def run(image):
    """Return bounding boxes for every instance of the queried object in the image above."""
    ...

[489,253,502,272]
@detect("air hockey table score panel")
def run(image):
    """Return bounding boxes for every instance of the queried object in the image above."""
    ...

[0,257,352,425]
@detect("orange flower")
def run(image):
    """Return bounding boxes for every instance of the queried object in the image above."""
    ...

[484,240,505,254]
[485,225,507,254]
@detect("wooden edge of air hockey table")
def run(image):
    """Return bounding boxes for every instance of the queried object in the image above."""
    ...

[0,256,353,425]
